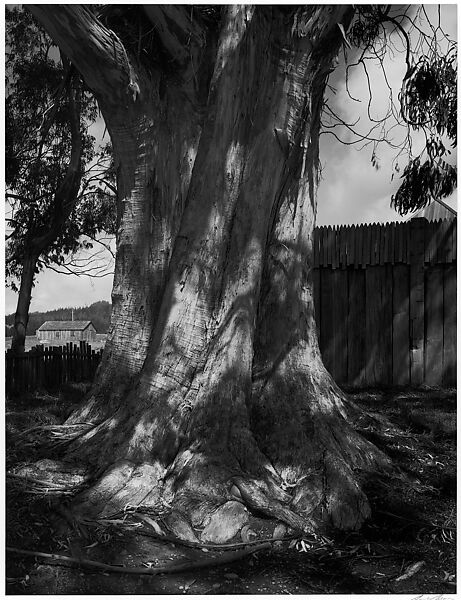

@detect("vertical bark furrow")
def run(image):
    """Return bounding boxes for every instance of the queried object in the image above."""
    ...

[31,5,395,537]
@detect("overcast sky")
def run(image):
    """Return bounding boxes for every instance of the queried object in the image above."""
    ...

[4,4,458,315]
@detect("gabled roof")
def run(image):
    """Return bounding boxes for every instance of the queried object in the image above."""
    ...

[37,320,93,332]
[407,198,457,222]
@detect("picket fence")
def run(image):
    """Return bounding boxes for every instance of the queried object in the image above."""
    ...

[6,341,103,394]
[313,217,456,387]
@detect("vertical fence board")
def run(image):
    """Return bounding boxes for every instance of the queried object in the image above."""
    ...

[375,224,381,265]
[399,222,405,262]
[361,225,368,267]
[380,224,386,265]
[386,223,393,263]
[322,227,328,267]
[313,269,321,338]
[445,220,454,262]
[331,269,348,383]
[425,220,432,263]
[395,222,401,262]
[320,269,335,376]
[442,219,452,263]
[366,265,392,385]
[337,226,342,267]
[324,227,330,266]
[443,264,457,386]
[328,226,334,267]
[382,264,394,384]
[365,267,381,385]
[436,219,446,264]
[335,227,340,269]
[425,265,444,385]
[354,225,360,268]
[374,223,380,265]
[347,268,366,385]
[392,264,410,385]
[369,224,376,266]
[332,227,338,269]
[409,219,426,385]
[396,222,402,263]
[403,221,409,263]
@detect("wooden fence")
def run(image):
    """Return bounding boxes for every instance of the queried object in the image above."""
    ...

[6,341,103,394]
[5,217,457,393]
[313,217,457,387]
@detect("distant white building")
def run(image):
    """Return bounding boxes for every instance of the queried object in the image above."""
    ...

[36,320,97,344]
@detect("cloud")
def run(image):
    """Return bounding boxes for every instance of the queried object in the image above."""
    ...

[317,4,457,226]
[5,6,457,314]
[5,269,114,315]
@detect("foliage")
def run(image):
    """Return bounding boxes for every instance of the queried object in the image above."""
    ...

[5,7,116,291]
[392,46,457,214]
[327,5,457,216]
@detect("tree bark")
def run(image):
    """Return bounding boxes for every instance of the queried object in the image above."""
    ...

[31,5,391,541]
[29,5,216,421]
[11,253,39,354]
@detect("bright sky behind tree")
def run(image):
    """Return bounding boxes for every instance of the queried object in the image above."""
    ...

[4,3,457,314]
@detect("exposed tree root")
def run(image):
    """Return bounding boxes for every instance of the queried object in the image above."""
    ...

[8,459,89,495]
[15,394,393,546]
[7,473,82,490]
[6,541,272,575]
[14,423,94,439]
[13,355,396,546]
[85,513,300,550]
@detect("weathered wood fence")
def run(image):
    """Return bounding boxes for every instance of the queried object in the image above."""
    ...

[5,218,457,393]
[313,217,456,387]
[6,341,103,394]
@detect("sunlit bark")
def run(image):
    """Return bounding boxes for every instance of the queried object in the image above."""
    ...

[31,5,390,541]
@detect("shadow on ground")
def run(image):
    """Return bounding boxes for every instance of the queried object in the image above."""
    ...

[6,385,456,595]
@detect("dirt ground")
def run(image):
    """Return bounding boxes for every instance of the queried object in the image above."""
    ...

[5,384,456,595]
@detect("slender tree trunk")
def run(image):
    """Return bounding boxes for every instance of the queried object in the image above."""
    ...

[10,73,83,354]
[31,5,391,542]
[11,252,39,353]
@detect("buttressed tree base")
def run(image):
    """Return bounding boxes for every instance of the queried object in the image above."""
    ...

[28,5,408,543]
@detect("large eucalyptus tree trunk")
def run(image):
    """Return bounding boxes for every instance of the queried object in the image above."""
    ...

[30,5,390,542]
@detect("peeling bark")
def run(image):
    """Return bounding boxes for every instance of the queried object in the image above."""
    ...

[32,5,392,542]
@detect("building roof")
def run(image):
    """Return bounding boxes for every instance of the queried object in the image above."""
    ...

[37,320,93,332]
[407,198,457,222]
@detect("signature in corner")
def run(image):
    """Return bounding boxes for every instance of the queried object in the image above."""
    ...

[411,595,453,600]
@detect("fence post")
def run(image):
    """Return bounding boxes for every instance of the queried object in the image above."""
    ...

[6,349,13,394]
[409,218,426,385]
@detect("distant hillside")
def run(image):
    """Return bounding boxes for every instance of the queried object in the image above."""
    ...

[5,300,112,337]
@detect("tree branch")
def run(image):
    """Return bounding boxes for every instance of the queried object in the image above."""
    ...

[382,14,412,79]
[142,5,206,64]
[28,5,137,107]
[6,542,272,576]
[31,69,83,252]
